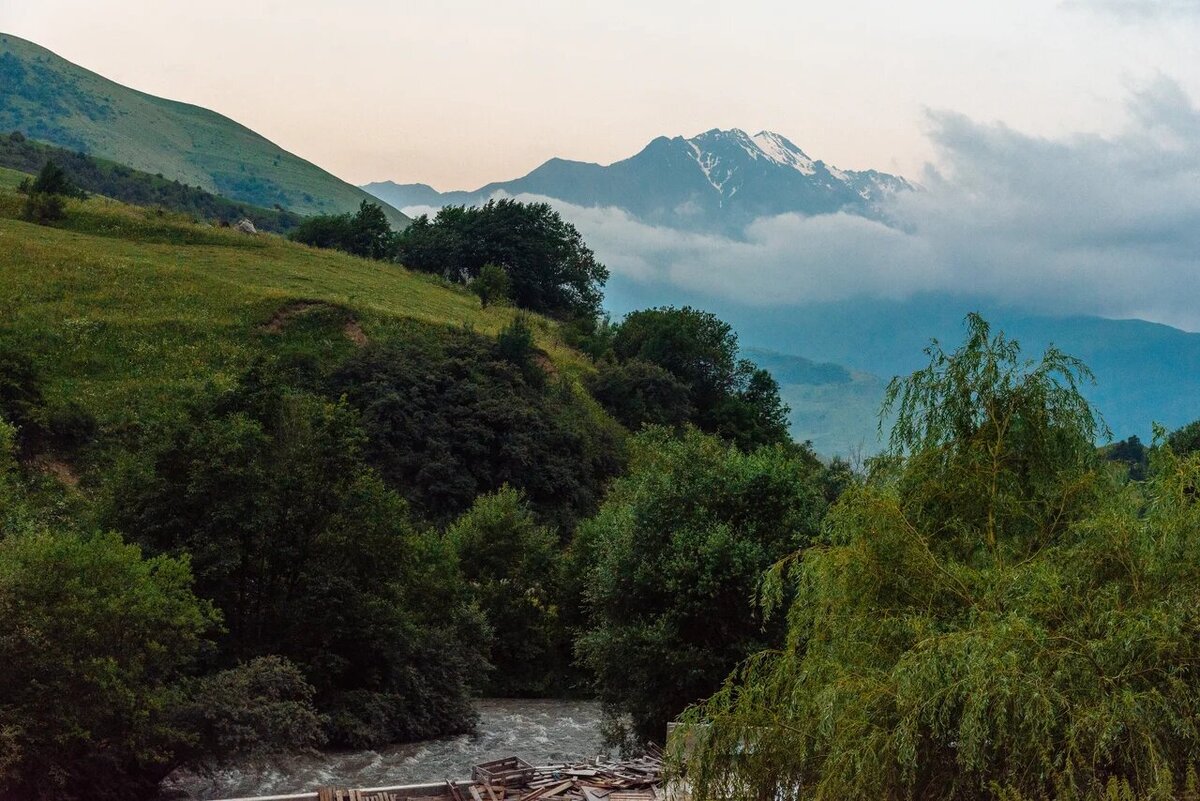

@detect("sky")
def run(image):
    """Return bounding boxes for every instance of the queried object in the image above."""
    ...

[2,0,1199,189]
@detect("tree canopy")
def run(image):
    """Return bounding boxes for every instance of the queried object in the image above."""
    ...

[601,306,791,450]
[395,199,609,320]
[289,200,396,259]
[673,314,1200,801]
[329,320,626,531]
[105,364,487,747]
[574,427,827,742]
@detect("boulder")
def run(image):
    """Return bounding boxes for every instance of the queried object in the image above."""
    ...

[234,218,258,235]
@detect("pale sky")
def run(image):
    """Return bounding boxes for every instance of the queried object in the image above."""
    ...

[2,0,1198,189]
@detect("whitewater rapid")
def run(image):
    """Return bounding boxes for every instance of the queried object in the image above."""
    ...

[162,698,609,800]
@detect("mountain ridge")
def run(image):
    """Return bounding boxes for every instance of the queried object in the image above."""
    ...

[364,127,911,233]
[0,33,409,226]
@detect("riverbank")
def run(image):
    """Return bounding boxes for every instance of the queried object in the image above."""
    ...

[163,700,610,801]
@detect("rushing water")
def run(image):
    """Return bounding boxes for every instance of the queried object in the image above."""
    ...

[162,699,609,800]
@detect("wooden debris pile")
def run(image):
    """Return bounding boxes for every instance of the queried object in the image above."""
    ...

[459,750,665,801]
[315,750,665,801]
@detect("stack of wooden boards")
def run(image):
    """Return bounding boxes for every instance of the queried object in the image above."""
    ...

[313,751,665,801]
[463,751,665,801]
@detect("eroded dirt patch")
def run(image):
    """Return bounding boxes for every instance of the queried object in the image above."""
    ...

[534,353,558,377]
[262,300,367,346]
[343,320,368,346]
[31,455,80,489]
[262,299,330,333]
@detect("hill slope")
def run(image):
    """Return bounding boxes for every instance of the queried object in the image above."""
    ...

[0,132,304,232]
[364,128,910,234]
[0,33,409,226]
[0,175,583,443]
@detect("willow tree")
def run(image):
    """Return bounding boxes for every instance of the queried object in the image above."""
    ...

[673,314,1200,800]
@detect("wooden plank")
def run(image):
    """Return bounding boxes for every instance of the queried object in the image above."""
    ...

[524,780,573,801]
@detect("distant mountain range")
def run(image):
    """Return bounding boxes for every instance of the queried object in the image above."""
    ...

[365,128,910,234]
[0,33,408,225]
[606,276,1200,454]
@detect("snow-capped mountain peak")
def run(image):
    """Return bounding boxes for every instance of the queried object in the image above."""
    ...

[751,130,817,175]
[681,128,829,194]
[364,127,911,235]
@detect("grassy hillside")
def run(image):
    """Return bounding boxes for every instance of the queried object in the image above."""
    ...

[0,33,409,226]
[0,174,587,451]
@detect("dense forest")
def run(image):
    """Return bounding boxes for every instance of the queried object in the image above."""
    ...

[4,158,1200,801]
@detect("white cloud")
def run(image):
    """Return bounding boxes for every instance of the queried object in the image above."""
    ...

[403,78,1200,331]
[1065,0,1200,19]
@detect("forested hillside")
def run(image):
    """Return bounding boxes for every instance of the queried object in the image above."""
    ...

[0,163,827,798]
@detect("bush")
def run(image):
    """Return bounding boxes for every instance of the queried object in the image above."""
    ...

[471,263,512,308]
[171,656,325,761]
[26,159,87,199]
[0,347,45,446]
[574,427,827,741]
[0,345,96,454]
[587,359,693,431]
[289,211,353,249]
[289,200,395,259]
[448,487,569,695]
[20,191,66,224]
[1168,419,1200,457]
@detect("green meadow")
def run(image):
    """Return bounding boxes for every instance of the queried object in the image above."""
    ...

[0,181,588,441]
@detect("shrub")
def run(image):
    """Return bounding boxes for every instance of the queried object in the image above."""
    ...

[28,160,87,199]
[331,322,625,530]
[471,262,512,308]
[289,201,395,259]
[0,346,45,446]
[587,359,693,431]
[0,345,96,454]
[171,656,325,761]
[20,191,66,224]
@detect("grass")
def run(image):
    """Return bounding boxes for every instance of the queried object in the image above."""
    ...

[0,33,407,225]
[0,165,28,189]
[0,186,592,443]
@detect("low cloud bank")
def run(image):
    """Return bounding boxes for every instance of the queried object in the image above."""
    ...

[1065,0,1200,20]
[405,78,1200,331]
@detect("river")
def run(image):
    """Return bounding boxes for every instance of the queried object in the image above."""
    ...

[161,699,610,800]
